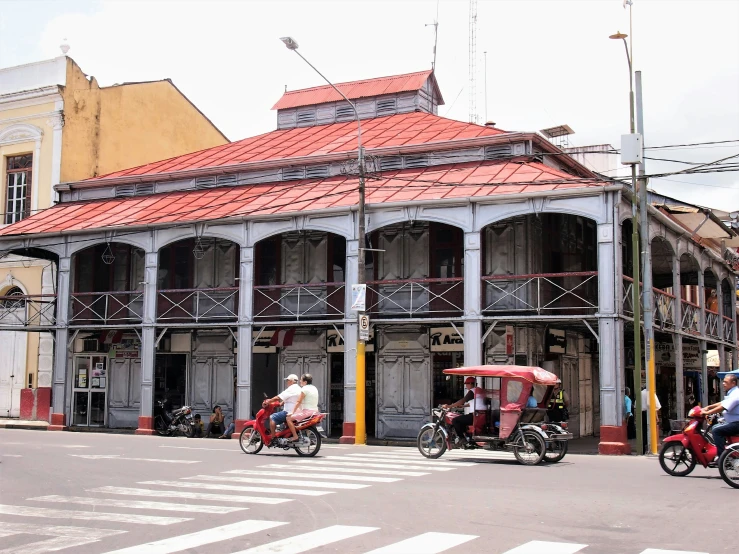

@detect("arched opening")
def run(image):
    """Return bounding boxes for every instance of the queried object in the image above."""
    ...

[651,238,675,330]
[703,268,720,341]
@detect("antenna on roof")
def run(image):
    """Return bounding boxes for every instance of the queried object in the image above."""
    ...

[284,84,287,93]
[425,0,440,72]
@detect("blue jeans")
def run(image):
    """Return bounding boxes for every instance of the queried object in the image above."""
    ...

[270,410,288,425]
[712,420,739,458]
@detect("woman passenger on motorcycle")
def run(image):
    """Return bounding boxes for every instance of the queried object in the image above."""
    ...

[287,374,320,441]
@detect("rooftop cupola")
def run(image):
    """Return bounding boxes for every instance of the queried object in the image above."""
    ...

[272,69,444,130]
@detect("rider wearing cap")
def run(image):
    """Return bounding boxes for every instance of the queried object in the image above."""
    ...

[263,374,302,441]
[701,373,739,461]
[443,377,484,446]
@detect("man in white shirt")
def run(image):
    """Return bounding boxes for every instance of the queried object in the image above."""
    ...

[641,386,662,452]
[288,373,320,441]
[701,373,739,460]
[264,374,302,439]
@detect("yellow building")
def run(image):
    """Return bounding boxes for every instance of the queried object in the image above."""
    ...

[0,52,228,419]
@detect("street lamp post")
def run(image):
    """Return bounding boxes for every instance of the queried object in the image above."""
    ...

[610,30,643,455]
[280,37,367,445]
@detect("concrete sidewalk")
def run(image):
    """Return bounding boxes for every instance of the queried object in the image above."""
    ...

[0,419,48,430]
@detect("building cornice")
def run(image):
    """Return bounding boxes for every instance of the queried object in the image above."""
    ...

[0,87,64,113]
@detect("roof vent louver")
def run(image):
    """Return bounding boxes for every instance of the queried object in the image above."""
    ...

[336,104,355,121]
[135,183,154,195]
[376,98,397,116]
[305,165,329,179]
[195,176,218,189]
[115,184,135,197]
[217,174,238,186]
[282,167,305,181]
[484,144,512,160]
[296,109,316,124]
[378,156,403,172]
[404,155,429,169]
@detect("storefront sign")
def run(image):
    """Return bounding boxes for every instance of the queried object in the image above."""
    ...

[113,349,139,359]
[547,328,566,354]
[430,327,464,352]
[654,342,714,368]
[252,330,277,353]
[326,328,374,353]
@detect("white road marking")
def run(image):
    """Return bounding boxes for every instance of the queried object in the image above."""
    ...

[70,454,199,463]
[28,494,245,513]
[262,463,428,477]
[0,504,190,525]
[0,535,112,554]
[184,475,369,490]
[159,445,239,452]
[364,532,478,553]
[102,520,287,554]
[501,541,588,554]
[1,454,22,457]
[56,445,91,448]
[232,525,378,554]
[292,459,454,471]
[90,486,290,504]
[224,469,401,483]
[140,480,334,496]
[640,550,709,554]
[0,522,122,539]
[342,454,474,467]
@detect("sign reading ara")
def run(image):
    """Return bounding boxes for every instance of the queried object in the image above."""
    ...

[430,327,464,352]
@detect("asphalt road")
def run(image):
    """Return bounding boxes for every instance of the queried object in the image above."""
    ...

[0,429,733,554]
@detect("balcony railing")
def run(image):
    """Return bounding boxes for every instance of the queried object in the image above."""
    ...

[158,287,238,323]
[366,277,464,317]
[71,291,143,325]
[705,309,720,340]
[253,282,344,321]
[723,316,735,343]
[0,294,56,326]
[681,300,700,335]
[483,272,598,315]
[654,288,676,330]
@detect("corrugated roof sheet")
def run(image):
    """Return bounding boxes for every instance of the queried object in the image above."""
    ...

[271,70,440,110]
[83,112,506,182]
[1,160,605,237]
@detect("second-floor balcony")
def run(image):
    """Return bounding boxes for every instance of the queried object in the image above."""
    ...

[0,294,56,327]
[253,282,344,321]
[70,291,143,325]
[157,287,239,323]
[366,277,464,318]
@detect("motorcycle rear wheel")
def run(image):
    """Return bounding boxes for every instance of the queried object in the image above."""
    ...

[718,447,739,489]
[155,416,171,437]
[513,431,546,465]
[294,426,321,457]
[239,425,263,454]
[543,440,568,463]
[417,427,447,459]
[658,442,696,476]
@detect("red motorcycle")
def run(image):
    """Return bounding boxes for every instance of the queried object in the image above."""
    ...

[238,399,326,457]
[659,405,739,477]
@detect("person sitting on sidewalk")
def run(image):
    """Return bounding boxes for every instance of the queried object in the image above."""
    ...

[192,414,204,437]
[219,422,235,439]
[205,405,225,437]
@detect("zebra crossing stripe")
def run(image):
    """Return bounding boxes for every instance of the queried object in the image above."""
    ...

[291,459,454,471]
[1,535,113,554]
[69,454,199,464]
[90,486,290,504]
[183,475,370,490]
[0,522,123,539]
[364,531,478,553]
[501,540,588,554]
[231,525,378,554]
[102,520,288,554]
[0,504,189,526]
[139,480,334,496]
[27,495,246,513]
[223,469,402,483]
[342,454,475,467]
[261,463,429,477]
[639,550,708,554]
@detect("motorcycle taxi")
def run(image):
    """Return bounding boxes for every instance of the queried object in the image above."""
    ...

[417,365,572,465]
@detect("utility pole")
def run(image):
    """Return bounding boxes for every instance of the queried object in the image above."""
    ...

[636,71,658,454]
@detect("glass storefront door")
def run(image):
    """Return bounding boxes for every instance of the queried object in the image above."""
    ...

[72,355,108,426]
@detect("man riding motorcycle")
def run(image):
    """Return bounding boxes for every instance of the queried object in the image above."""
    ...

[701,373,739,461]
[263,374,302,442]
[443,377,484,447]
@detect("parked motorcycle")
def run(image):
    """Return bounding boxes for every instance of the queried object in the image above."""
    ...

[718,443,739,489]
[154,399,196,437]
[658,405,724,476]
[239,398,327,457]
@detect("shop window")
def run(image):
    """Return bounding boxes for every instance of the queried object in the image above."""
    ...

[5,154,32,224]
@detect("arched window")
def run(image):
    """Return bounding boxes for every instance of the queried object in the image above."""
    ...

[0,286,25,309]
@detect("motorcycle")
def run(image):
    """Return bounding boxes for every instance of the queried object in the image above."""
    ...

[239,398,327,457]
[154,399,196,437]
[718,443,739,489]
[658,405,724,476]
[534,420,572,463]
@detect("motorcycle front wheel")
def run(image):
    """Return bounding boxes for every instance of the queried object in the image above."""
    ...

[294,426,322,457]
[543,440,568,463]
[513,431,546,465]
[417,427,447,459]
[155,416,172,437]
[658,442,696,476]
[718,447,739,489]
[239,425,263,454]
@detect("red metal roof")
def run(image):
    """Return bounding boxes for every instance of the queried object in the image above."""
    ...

[84,112,505,183]
[0,160,606,237]
[271,70,440,110]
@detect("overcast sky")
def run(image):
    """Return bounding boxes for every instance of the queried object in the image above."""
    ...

[1,0,737,209]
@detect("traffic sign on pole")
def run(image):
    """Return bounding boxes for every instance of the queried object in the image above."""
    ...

[358,313,370,341]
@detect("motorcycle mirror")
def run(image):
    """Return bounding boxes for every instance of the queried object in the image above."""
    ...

[263,392,268,398]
